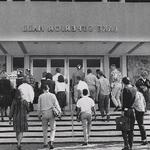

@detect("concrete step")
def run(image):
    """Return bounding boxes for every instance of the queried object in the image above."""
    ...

[0,110,150,144]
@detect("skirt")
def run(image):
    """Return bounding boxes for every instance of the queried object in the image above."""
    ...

[56,91,67,109]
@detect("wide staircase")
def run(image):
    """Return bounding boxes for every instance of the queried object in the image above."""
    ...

[0,108,150,144]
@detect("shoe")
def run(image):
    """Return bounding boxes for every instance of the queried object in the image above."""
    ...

[48,141,54,149]
[43,144,48,148]
[106,115,110,122]
[141,140,148,145]
[122,147,130,150]
[114,106,119,111]
[82,142,88,146]
[101,117,105,122]
[17,145,22,150]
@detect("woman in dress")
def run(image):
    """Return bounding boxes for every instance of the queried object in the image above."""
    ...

[55,75,67,113]
[9,89,29,150]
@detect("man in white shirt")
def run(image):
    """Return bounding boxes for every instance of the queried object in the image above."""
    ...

[53,68,62,83]
[76,89,96,146]
[74,76,89,102]
[18,77,34,107]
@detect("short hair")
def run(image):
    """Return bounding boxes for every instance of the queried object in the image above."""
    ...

[42,84,49,91]
[58,75,64,82]
[83,89,88,96]
[111,64,116,68]
[56,68,61,73]
[22,77,28,83]
[122,77,130,85]
[77,76,81,81]
[46,73,52,80]
[141,71,148,77]
[42,71,47,78]
[96,69,100,73]
[87,69,92,74]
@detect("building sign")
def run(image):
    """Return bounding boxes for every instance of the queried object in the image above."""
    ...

[22,25,118,33]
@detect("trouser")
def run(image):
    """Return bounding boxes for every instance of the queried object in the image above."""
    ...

[81,112,92,143]
[135,110,147,141]
[122,109,135,149]
[111,83,122,108]
[42,109,56,145]
[88,86,97,101]
[98,94,110,117]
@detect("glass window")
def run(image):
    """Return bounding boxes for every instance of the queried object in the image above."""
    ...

[33,59,47,67]
[69,59,83,67]
[51,59,64,67]
[51,59,65,76]
[109,57,120,69]
[13,57,24,71]
[87,59,100,68]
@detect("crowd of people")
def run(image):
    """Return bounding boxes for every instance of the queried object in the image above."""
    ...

[0,64,149,150]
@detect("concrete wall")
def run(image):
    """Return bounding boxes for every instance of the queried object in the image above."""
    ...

[0,2,150,41]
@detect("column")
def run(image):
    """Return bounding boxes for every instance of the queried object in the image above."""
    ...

[24,55,30,70]
[47,59,51,73]
[102,0,107,2]
[104,55,110,79]
[83,58,86,75]
[121,55,127,77]
[6,55,12,74]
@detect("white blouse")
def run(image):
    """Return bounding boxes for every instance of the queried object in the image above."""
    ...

[55,82,67,93]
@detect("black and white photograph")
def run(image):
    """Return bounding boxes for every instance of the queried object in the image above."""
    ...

[0,0,150,150]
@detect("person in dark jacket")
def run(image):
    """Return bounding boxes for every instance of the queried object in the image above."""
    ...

[0,74,13,121]
[41,73,55,94]
[135,71,150,110]
[9,89,29,150]
[121,77,136,150]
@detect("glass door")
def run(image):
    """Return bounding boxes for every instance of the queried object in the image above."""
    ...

[31,58,47,82]
[86,58,102,76]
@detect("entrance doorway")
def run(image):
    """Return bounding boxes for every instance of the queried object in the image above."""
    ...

[31,57,103,110]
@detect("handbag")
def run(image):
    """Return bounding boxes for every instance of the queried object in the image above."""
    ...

[52,105,61,118]
[115,116,130,131]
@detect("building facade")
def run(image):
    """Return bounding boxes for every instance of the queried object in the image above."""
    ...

[0,0,150,104]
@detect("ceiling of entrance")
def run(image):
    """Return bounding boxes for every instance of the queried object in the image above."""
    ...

[0,41,149,56]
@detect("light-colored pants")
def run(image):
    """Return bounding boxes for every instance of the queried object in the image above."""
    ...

[89,85,97,101]
[111,83,122,108]
[41,109,56,145]
[98,94,110,117]
[81,112,92,143]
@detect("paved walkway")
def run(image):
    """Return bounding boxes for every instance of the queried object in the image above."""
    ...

[1,143,150,150]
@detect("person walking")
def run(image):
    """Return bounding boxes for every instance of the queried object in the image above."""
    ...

[9,89,29,150]
[110,64,122,111]
[18,77,34,112]
[97,71,110,121]
[76,89,96,146]
[121,77,136,150]
[135,71,150,110]
[85,69,98,101]
[53,68,62,83]
[55,75,67,113]
[75,76,89,102]
[72,64,85,87]
[38,84,61,149]
[41,73,55,94]
[0,74,14,121]
[134,81,148,145]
